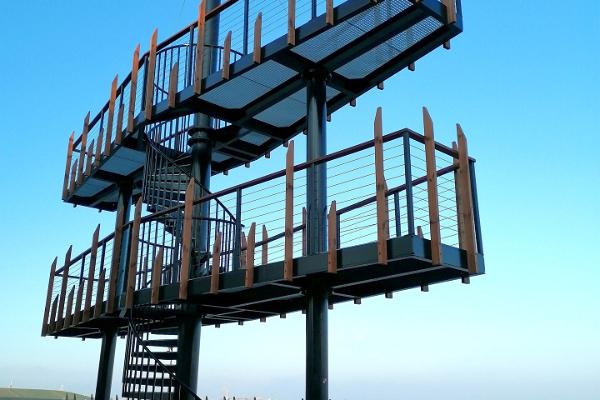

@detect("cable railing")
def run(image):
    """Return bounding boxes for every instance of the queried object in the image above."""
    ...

[44,108,481,336]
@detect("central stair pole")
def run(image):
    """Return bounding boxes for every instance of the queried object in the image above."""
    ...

[304,68,329,400]
[95,326,118,400]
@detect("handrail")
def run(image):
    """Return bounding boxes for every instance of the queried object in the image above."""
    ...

[127,314,202,400]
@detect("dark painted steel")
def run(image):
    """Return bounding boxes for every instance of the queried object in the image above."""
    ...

[95,327,117,400]
[305,69,329,256]
[243,0,249,54]
[232,188,243,270]
[469,160,483,254]
[403,131,415,235]
[305,281,329,400]
[116,182,133,299]
[176,307,202,400]
[394,192,401,237]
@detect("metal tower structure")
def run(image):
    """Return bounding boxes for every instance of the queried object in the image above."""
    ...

[41,0,485,399]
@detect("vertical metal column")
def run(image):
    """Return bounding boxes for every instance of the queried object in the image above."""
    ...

[469,160,483,254]
[304,69,329,400]
[95,327,117,400]
[403,131,415,235]
[115,182,133,306]
[176,306,202,400]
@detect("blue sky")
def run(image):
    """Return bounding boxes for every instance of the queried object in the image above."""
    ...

[0,1,599,399]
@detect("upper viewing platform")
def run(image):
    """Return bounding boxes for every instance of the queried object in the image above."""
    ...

[61,0,462,211]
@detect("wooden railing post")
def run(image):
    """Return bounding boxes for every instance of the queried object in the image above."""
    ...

[194,0,206,94]
[69,162,77,195]
[456,124,478,274]
[374,107,388,265]
[115,102,125,145]
[240,231,247,269]
[64,285,75,328]
[107,204,125,313]
[62,133,74,200]
[42,257,57,336]
[284,140,294,281]
[151,248,164,304]
[288,0,296,45]
[326,0,334,25]
[262,225,268,265]
[73,281,84,325]
[49,295,59,334]
[245,223,256,288]
[105,75,118,157]
[57,246,72,330]
[327,201,337,273]
[168,62,179,108]
[128,44,141,133]
[77,112,90,185]
[94,269,106,318]
[83,225,100,321]
[253,13,262,64]
[302,207,307,256]
[452,142,464,248]
[179,179,195,299]
[95,129,104,168]
[210,232,222,294]
[144,29,158,120]
[423,107,443,266]
[85,140,94,177]
[222,31,232,80]
[125,198,143,309]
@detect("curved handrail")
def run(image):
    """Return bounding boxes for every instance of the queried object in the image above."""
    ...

[127,313,202,400]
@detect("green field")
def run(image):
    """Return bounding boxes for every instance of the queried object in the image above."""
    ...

[0,389,90,400]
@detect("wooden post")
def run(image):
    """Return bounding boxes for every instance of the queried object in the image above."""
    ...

[327,201,337,273]
[168,62,179,108]
[95,129,104,168]
[194,0,206,94]
[107,203,125,313]
[179,179,195,299]
[105,75,118,157]
[128,44,141,133]
[62,133,74,200]
[49,295,59,333]
[115,102,124,145]
[151,248,164,304]
[42,257,57,336]
[125,198,143,309]
[85,141,94,177]
[423,107,443,266]
[83,225,100,321]
[73,282,84,325]
[262,225,268,265]
[442,0,457,23]
[69,162,77,194]
[77,112,90,185]
[245,223,256,288]
[144,29,158,120]
[57,246,72,330]
[374,107,388,265]
[240,231,247,269]
[288,0,296,45]
[302,207,307,256]
[284,140,294,281]
[417,226,423,238]
[326,0,334,25]
[142,256,148,289]
[210,232,222,294]
[253,13,262,64]
[222,31,232,80]
[452,142,464,249]
[456,124,478,274]
[94,269,106,318]
[64,285,75,328]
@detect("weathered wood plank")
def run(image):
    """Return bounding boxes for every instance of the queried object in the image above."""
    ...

[210,232,222,294]
[57,246,72,330]
[144,29,158,120]
[222,31,232,80]
[49,295,59,334]
[327,201,337,273]
[126,198,143,309]
[77,112,90,185]
[253,13,262,64]
[457,124,478,274]
[284,140,294,281]
[452,142,464,249]
[95,129,104,168]
[105,75,118,156]
[83,225,100,321]
[168,62,179,108]
[288,0,296,45]
[326,0,334,25]
[179,179,195,299]
[64,285,75,328]
[85,140,94,177]
[107,204,125,313]
[128,44,141,133]
[62,132,74,200]
[374,107,388,265]
[245,223,256,288]
[69,162,77,194]
[94,269,106,318]
[115,102,124,145]
[423,107,442,265]
[41,257,57,336]
[73,283,84,325]
[151,249,164,305]
[194,0,206,94]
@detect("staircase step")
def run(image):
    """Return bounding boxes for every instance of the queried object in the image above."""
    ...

[144,339,178,348]
[124,376,177,388]
[132,351,178,360]
[122,391,175,400]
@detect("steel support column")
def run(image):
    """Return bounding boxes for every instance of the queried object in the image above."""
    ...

[304,69,329,400]
[115,182,133,304]
[176,306,202,399]
[95,327,117,400]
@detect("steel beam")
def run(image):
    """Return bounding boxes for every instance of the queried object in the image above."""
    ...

[94,327,117,400]
[305,281,329,400]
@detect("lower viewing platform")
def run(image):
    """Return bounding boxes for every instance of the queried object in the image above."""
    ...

[42,107,483,339]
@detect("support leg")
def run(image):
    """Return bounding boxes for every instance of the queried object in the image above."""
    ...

[306,282,329,400]
[176,307,202,400]
[95,327,117,400]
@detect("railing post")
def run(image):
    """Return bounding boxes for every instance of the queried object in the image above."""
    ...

[245,223,256,288]
[62,132,74,200]
[232,188,243,270]
[151,248,164,304]
[253,13,263,64]
[105,76,118,157]
[403,131,415,235]
[262,225,268,265]
[168,62,179,108]
[179,179,195,299]
[127,44,141,133]
[284,141,294,281]
[469,159,483,254]
[327,201,337,273]
[125,198,142,309]
[94,269,106,318]
[64,285,75,328]
[423,107,443,266]
[210,232,222,294]
[393,192,401,237]
[374,107,388,265]
[83,225,100,322]
[41,257,58,336]
[243,0,250,54]
[288,0,296,45]
[73,280,84,325]
[57,246,72,330]
[194,0,206,95]
[456,124,478,274]
[77,112,90,185]
[144,29,158,121]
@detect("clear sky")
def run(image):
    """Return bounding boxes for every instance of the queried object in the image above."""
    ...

[0,1,599,399]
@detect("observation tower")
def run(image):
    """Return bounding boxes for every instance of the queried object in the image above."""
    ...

[41,0,484,399]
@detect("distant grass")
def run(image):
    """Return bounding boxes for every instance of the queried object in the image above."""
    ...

[0,388,90,400]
